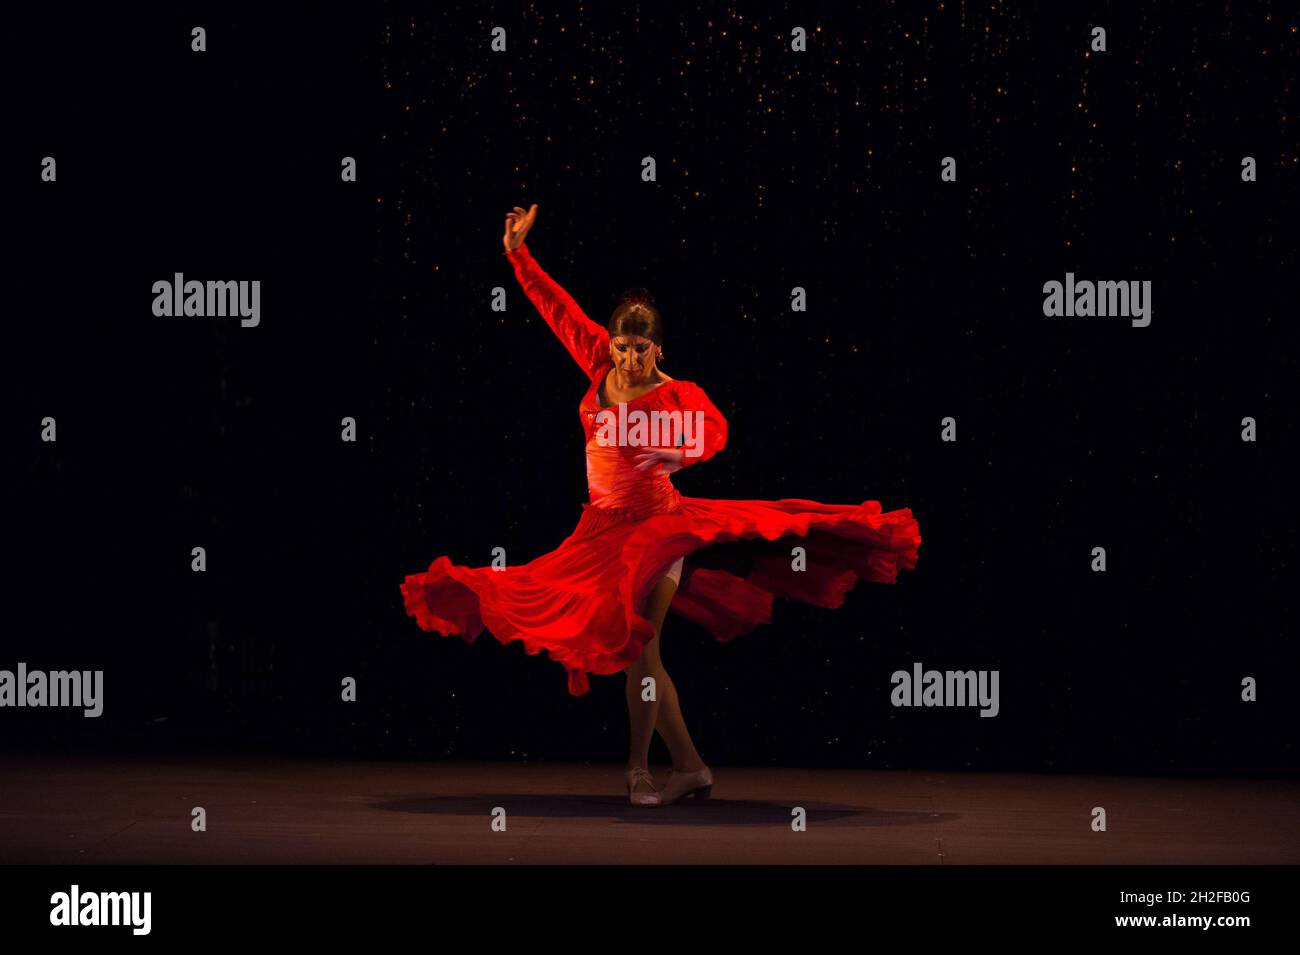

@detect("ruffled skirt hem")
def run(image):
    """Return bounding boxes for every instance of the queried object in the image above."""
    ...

[400,495,921,696]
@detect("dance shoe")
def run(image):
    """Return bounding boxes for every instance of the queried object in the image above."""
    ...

[657,765,714,806]
[625,766,661,807]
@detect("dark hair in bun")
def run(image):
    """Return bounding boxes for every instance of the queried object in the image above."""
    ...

[609,287,664,345]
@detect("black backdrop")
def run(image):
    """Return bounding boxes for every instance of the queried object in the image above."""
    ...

[8,2,1297,777]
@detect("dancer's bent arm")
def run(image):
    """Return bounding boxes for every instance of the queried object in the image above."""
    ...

[633,381,729,476]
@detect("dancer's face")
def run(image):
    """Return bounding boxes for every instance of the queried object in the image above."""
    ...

[610,334,659,381]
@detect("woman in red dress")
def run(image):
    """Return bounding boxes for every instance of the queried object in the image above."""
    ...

[401,203,921,807]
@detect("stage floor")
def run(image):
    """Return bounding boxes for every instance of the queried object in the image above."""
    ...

[2,754,1295,864]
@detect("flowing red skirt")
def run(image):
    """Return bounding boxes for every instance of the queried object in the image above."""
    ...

[400,496,921,696]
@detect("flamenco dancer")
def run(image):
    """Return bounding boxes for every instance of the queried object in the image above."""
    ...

[401,203,921,807]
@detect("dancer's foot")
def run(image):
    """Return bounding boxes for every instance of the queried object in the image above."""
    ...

[625,766,661,807]
[657,765,713,806]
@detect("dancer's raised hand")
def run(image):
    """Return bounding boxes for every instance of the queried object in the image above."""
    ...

[503,203,538,252]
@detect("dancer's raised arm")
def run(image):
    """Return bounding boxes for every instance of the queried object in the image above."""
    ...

[503,203,611,381]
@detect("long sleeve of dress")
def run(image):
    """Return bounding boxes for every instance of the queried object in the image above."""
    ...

[665,381,728,468]
[506,241,611,381]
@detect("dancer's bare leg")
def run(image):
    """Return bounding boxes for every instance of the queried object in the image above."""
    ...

[624,575,706,776]
[651,664,706,773]
[624,577,671,775]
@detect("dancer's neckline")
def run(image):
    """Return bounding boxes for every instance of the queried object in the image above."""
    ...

[596,371,671,410]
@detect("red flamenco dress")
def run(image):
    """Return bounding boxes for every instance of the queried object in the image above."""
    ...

[400,242,921,696]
